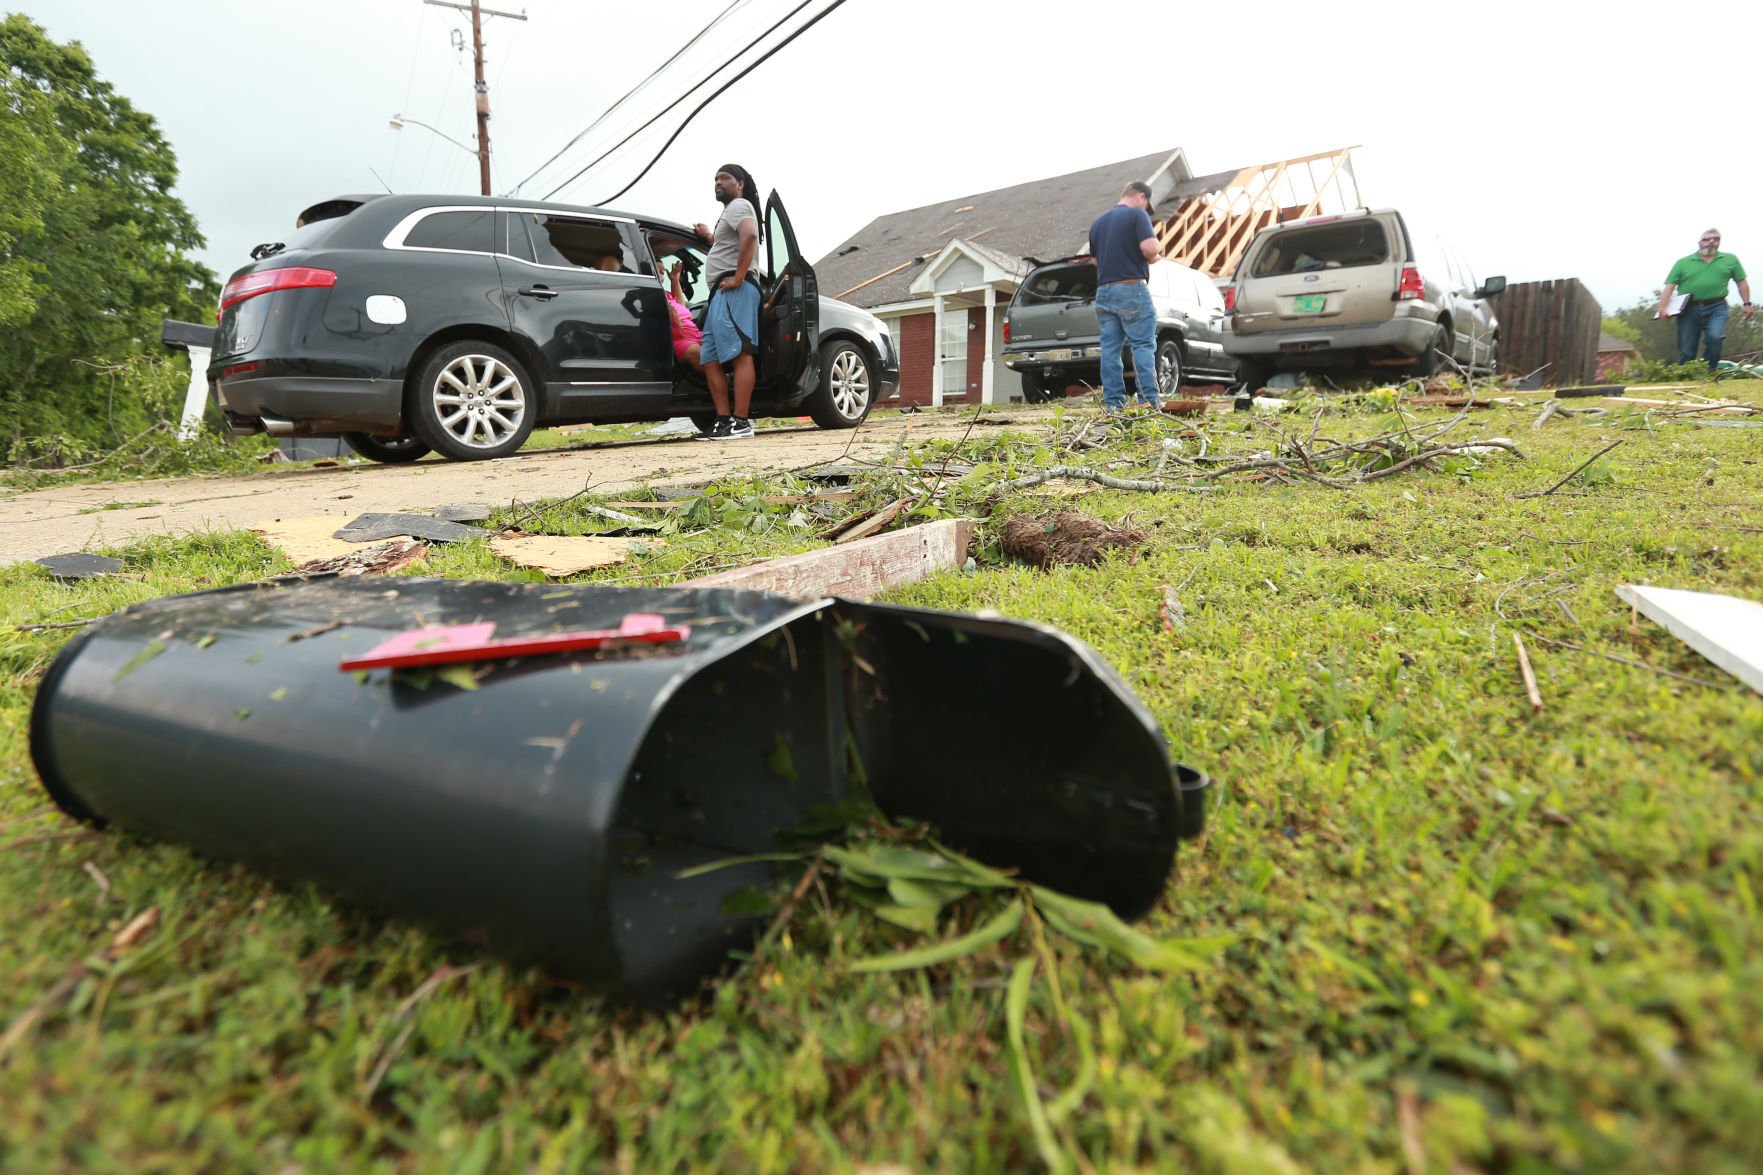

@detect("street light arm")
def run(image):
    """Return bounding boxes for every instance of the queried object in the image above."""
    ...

[388,114,478,158]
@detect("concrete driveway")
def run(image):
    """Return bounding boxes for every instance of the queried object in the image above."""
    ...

[0,410,1040,566]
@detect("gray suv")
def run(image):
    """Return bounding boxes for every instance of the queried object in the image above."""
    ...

[1223,208,1504,388]
[1003,257,1238,403]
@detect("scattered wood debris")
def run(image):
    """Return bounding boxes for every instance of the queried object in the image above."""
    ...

[826,498,911,544]
[1513,632,1543,712]
[1159,585,1187,634]
[254,516,397,565]
[0,906,158,1063]
[685,520,973,600]
[293,540,428,579]
[488,534,664,577]
[998,510,1149,569]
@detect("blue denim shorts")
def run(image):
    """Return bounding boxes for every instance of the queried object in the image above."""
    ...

[701,280,761,365]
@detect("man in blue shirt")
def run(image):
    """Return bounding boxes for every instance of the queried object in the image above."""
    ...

[1088,181,1162,414]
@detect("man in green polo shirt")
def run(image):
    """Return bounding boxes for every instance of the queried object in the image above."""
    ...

[1658,228,1753,370]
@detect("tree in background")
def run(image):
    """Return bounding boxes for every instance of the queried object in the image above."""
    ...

[0,14,217,459]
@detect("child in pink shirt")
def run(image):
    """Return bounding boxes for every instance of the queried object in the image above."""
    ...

[667,264,704,367]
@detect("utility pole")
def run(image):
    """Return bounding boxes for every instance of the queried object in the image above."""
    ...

[423,0,527,195]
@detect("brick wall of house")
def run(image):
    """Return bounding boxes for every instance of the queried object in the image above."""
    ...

[1595,350,1635,382]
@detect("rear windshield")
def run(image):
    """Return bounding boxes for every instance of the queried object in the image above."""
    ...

[1015,263,1097,306]
[246,200,364,260]
[1250,220,1389,277]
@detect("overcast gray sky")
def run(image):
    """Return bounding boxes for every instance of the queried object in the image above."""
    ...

[28,0,1763,312]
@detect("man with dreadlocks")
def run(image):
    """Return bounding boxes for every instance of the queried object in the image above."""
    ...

[692,164,763,440]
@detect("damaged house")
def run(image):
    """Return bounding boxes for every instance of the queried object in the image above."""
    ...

[813,147,1362,406]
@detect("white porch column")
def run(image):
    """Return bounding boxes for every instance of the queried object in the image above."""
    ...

[981,286,997,404]
[931,294,946,407]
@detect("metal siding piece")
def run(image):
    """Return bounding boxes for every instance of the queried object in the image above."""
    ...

[1615,585,1763,695]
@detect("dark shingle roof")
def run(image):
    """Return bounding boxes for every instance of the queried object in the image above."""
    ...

[813,150,1185,308]
[1598,331,1640,353]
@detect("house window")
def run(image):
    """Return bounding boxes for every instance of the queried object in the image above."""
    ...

[939,307,967,400]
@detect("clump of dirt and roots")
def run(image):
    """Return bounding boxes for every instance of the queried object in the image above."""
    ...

[997,509,1148,568]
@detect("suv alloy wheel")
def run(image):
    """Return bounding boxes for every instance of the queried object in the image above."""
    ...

[1155,339,1183,398]
[408,340,537,461]
[808,339,874,428]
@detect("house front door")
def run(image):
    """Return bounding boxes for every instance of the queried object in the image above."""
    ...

[938,306,968,405]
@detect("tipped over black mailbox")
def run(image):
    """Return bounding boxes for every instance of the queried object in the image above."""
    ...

[30,577,1207,1002]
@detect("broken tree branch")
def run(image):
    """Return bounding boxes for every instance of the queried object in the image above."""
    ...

[997,466,1216,493]
[1513,633,1543,712]
[1514,440,1623,499]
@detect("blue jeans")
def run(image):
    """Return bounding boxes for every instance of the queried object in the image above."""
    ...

[1096,281,1158,413]
[1676,300,1729,369]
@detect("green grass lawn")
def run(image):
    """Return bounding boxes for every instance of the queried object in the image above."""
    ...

[2,387,1760,1172]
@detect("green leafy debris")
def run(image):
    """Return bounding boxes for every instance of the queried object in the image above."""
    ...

[112,639,165,682]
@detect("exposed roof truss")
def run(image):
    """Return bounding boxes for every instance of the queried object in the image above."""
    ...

[1157,147,1362,278]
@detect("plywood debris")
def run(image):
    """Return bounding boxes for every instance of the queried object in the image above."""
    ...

[254,516,403,565]
[488,534,664,577]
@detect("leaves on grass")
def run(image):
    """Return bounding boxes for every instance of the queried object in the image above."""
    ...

[849,899,1023,973]
[1005,957,1066,1173]
[1031,887,1236,973]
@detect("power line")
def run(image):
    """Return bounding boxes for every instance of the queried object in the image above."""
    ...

[511,0,757,196]
[388,5,431,182]
[541,0,831,202]
[593,0,847,206]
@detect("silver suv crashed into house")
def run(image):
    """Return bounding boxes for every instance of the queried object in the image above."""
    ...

[1223,208,1504,388]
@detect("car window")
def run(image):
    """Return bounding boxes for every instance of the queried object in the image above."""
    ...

[1016,265,1096,305]
[516,213,638,273]
[401,209,494,252]
[1188,269,1225,313]
[503,212,535,263]
[1250,220,1389,277]
[656,245,711,311]
[764,205,790,282]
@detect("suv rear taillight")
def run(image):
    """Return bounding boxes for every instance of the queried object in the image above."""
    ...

[1002,319,1011,344]
[220,266,338,311]
[1397,265,1424,301]
[1223,287,1237,313]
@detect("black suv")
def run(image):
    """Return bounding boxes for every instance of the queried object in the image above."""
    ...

[211,192,898,461]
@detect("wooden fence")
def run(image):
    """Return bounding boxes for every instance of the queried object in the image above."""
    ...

[1488,279,1603,386]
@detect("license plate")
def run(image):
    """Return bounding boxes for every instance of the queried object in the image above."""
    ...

[1292,295,1327,314]
[1047,348,1074,361]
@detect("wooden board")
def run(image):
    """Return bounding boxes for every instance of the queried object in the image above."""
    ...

[1616,584,1763,695]
[252,516,410,565]
[488,535,663,577]
[683,519,974,600]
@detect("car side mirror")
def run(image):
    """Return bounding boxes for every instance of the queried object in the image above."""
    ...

[1476,275,1507,298]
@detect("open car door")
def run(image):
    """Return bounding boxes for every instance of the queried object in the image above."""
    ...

[760,190,819,395]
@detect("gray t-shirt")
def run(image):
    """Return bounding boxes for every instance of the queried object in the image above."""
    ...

[705,197,757,287]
